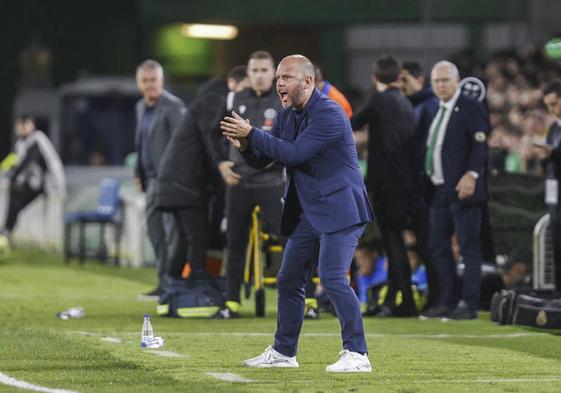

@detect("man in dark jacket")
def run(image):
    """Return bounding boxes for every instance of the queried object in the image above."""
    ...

[400,61,440,309]
[135,59,186,298]
[351,55,418,317]
[535,79,561,291]
[155,81,240,280]
[219,51,284,319]
[420,61,490,320]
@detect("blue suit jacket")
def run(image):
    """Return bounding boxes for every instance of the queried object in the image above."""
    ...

[425,94,490,204]
[242,89,373,235]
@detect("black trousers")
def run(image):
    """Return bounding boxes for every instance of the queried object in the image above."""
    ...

[409,198,440,309]
[369,189,416,312]
[167,207,208,278]
[3,184,42,233]
[225,183,284,303]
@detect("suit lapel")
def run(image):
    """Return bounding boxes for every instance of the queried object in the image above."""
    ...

[147,99,164,141]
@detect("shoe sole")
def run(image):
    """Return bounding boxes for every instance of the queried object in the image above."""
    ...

[243,362,299,368]
[326,367,372,373]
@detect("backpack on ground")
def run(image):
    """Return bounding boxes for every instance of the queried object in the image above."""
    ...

[490,289,561,329]
[157,277,223,318]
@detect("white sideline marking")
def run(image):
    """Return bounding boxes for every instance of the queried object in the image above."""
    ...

[149,351,184,358]
[414,377,561,384]
[71,330,547,340]
[100,337,122,343]
[0,371,78,393]
[207,372,254,383]
[187,332,547,339]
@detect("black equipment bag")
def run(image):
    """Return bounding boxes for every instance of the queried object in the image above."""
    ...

[490,289,517,325]
[511,294,561,329]
[157,277,223,318]
[491,289,561,329]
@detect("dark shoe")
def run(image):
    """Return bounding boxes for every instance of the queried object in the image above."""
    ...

[138,287,162,300]
[373,305,394,318]
[447,301,477,320]
[420,305,449,319]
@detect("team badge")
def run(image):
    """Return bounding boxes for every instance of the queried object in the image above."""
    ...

[264,108,277,119]
[474,131,486,142]
[459,77,486,102]
[238,105,247,115]
[536,309,547,326]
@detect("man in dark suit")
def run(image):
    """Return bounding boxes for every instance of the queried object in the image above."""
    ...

[400,61,440,309]
[134,59,186,298]
[221,55,374,372]
[351,55,418,317]
[421,61,489,320]
[534,79,561,291]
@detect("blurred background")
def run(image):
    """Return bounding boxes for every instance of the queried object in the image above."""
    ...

[2,0,561,270]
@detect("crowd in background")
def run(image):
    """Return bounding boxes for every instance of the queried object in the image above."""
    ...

[450,45,561,176]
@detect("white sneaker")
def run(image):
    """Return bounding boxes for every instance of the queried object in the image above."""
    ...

[326,350,372,372]
[243,345,299,368]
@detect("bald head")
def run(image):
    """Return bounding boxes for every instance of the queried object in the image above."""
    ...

[431,60,460,102]
[279,55,315,79]
[276,54,315,110]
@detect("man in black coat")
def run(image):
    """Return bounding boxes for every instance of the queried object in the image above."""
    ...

[351,55,418,317]
[155,81,241,280]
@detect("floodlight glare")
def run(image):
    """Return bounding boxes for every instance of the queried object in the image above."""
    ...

[181,24,238,40]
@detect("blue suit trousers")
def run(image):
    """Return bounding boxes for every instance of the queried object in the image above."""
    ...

[273,214,367,357]
[429,187,482,312]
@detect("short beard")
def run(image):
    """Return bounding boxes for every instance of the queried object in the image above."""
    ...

[291,82,306,110]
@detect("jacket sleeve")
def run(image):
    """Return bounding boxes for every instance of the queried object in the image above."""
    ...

[165,101,187,140]
[548,126,561,165]
[248,106,346,166]
[466,101,490,175]
[350,93,374,130]
[134,102,145,184]
[9,143,42,182]
[197,94,228,166]
[240,112,281,169]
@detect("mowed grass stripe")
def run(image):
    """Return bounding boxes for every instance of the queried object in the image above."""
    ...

[1,250,561,392]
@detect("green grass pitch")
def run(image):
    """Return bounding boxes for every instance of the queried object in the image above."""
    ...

[1,249,561,393]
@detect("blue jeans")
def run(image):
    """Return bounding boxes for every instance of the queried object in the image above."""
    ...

[273,214,367,356]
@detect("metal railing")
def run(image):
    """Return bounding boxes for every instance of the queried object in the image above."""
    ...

[533,213,555,290]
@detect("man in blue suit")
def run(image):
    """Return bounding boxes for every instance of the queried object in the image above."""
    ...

[221,55,374,372]
[420,61,489,320]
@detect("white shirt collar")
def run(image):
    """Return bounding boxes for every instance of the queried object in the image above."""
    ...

[439,88,461,111]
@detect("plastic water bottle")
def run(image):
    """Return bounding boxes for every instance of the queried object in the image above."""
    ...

[141,313,153,347]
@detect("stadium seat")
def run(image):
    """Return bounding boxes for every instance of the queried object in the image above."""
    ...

[64,178,122,265]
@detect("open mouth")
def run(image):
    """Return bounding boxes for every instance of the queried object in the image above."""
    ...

[278,91,288,103]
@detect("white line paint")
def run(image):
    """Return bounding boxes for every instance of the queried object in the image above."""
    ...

[100,337,122,343]
[413,377,561,384]
[149,351,184,358]
[70,330,548,340]
[0,371,79,393]
[186,332,547,339]
[207,372,254,383]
